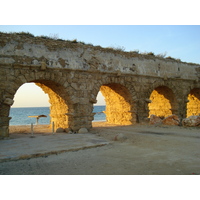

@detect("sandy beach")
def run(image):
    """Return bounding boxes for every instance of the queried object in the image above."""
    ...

[1,122,200,175]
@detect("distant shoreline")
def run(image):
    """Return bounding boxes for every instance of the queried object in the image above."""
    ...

[9,106,106,126]
[9,119,106,127]
[11,105,106,109]
[9,122,109,134]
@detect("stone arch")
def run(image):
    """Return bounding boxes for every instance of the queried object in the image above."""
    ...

[148,85,177,118]
[34,82,70,129]
[3,70,76,135]
[187,88,200,117]
[147,80,178,97]
[91,77,137,125]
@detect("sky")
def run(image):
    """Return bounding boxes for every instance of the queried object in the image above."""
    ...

[1,25,200,107]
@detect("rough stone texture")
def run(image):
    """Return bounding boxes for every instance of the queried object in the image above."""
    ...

[149,115,162,125]
[182,116,200,127]
[114,133,127,141]
[35,83,69,130]
[1,32,200,138]
[162,114,180,126]
[149,86,174,118]
[100,84,134,125]
[78,128,88,134]
[187,88,200,117]
[56,128,65,133]
[64,128,70,133]
[3,98,14,106]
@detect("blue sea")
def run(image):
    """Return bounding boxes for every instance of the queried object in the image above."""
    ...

[9,106,106,125]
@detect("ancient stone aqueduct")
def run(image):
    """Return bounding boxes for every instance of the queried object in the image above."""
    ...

[1,32,200,138]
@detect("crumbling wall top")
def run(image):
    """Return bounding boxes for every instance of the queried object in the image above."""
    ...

[0,32,200,80]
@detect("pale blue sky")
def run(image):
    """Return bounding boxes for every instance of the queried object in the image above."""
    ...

[1,25,200,107]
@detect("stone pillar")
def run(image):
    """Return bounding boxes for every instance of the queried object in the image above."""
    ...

[0,116,11,138]
[176,98,187,120]
[136,99,150,123]
[49,96,69,130]
[0,103,13,138]
[68,103,93,132]
[50,113,68,130]
[0,92,14,138]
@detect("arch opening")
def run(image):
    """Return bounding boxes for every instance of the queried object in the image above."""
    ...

[35,82,69,129]
[9,80,71,132]
[99,83,135,125]
[148,86,175,118]
[93,91,106,122]
[10,83,50,126]
[187,88,200,117]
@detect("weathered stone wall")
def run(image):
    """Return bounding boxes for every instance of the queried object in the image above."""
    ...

[1,32,200,138]
[35,83,69,129]
[149,86,174,118]
[1,32,200,79]
[187,88,200,117]
[100,84,134,125]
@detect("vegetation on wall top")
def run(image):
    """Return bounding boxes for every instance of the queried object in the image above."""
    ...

[0,31,199,66]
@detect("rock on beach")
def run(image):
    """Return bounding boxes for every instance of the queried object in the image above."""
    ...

[149,115,162,125]
[114,133,127,141]
[56,128,65,133]
[182,115,200,127]
[162,114,180,126]
[78,128,88,134]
